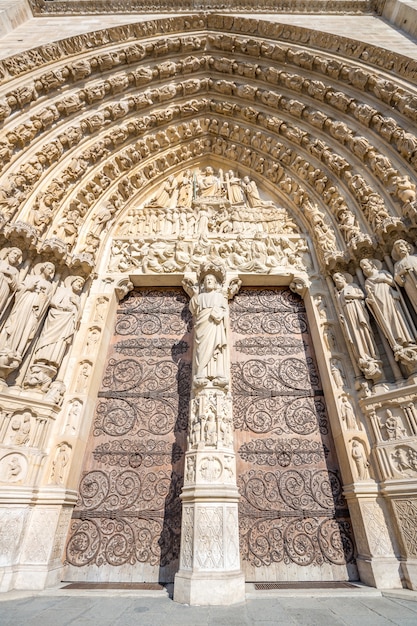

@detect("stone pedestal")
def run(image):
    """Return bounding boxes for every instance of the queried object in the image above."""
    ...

[174,465,245,605]
[174,569,245,606]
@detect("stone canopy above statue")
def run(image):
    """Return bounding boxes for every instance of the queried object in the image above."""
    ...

[111,166,308,275]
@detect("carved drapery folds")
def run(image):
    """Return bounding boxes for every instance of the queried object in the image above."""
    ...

[360,258,417,372]
[332,271,383,382]
[0,251,85,390]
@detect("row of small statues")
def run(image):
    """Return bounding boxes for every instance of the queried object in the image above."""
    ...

[145,167,285,209]
[0,248,84,386]
[109,234,308,274]
[117,172,297,238]
[333,239,417,379]
[117,203,295,239]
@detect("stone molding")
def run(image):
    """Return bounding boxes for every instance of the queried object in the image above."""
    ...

[27,0,376,17]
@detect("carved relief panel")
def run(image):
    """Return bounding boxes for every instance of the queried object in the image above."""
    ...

[65,288,191,582]
[230,287,357,581]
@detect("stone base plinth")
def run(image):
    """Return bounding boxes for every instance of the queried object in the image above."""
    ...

[174,570,245,605]
[401,559,417,590]
[356,556,403,589]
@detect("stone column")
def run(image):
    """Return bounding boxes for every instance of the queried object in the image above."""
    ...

[174,265,245,605]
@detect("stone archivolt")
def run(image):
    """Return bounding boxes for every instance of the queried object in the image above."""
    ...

[0,24,415,269]
[1,13,417,596]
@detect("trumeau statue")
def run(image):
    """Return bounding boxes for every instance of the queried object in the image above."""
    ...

[392,239,417,315]
[183,264,230,388]
[360,258,417,365]
[333,271,383,381]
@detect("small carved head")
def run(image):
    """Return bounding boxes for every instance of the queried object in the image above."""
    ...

[198,262,226,288]
[392,239,413,261]
[6,248,23,266]
[333,271,353,290]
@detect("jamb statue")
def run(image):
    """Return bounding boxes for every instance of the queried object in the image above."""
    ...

[392,239,417,315]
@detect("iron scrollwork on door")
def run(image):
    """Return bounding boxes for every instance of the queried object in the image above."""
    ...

[231,288,356,574]
[66,289,191,574]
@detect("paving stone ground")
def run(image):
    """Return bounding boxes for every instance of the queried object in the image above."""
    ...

[1,587,417,626]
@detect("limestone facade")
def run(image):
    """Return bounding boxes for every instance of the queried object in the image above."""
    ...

[0,2,417,602]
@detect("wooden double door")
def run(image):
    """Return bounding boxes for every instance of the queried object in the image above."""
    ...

[65,287,357,582]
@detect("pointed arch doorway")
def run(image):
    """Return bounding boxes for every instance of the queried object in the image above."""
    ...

[64,283,357,584]
[63,164,357,585]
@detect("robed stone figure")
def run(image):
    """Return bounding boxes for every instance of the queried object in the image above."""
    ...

[392,239,417,315]
[33,275,84,369]
[360,258,417,351]
[184,266,229,387]
[333,271,382,380]
[0,262,55,363]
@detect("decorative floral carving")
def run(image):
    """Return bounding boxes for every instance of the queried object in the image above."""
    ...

[238,438,328,467]
[394,499,417,557]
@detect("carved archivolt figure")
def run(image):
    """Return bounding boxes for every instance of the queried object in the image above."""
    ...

[333,272,382,380]
[184,266,229,387]
[0,262,55,363]
[392,239,417,315]
[360,258,417,352]
[33,276,84,369]
[0,247,22,313]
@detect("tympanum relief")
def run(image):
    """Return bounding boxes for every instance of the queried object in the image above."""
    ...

[109,167,308,276]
